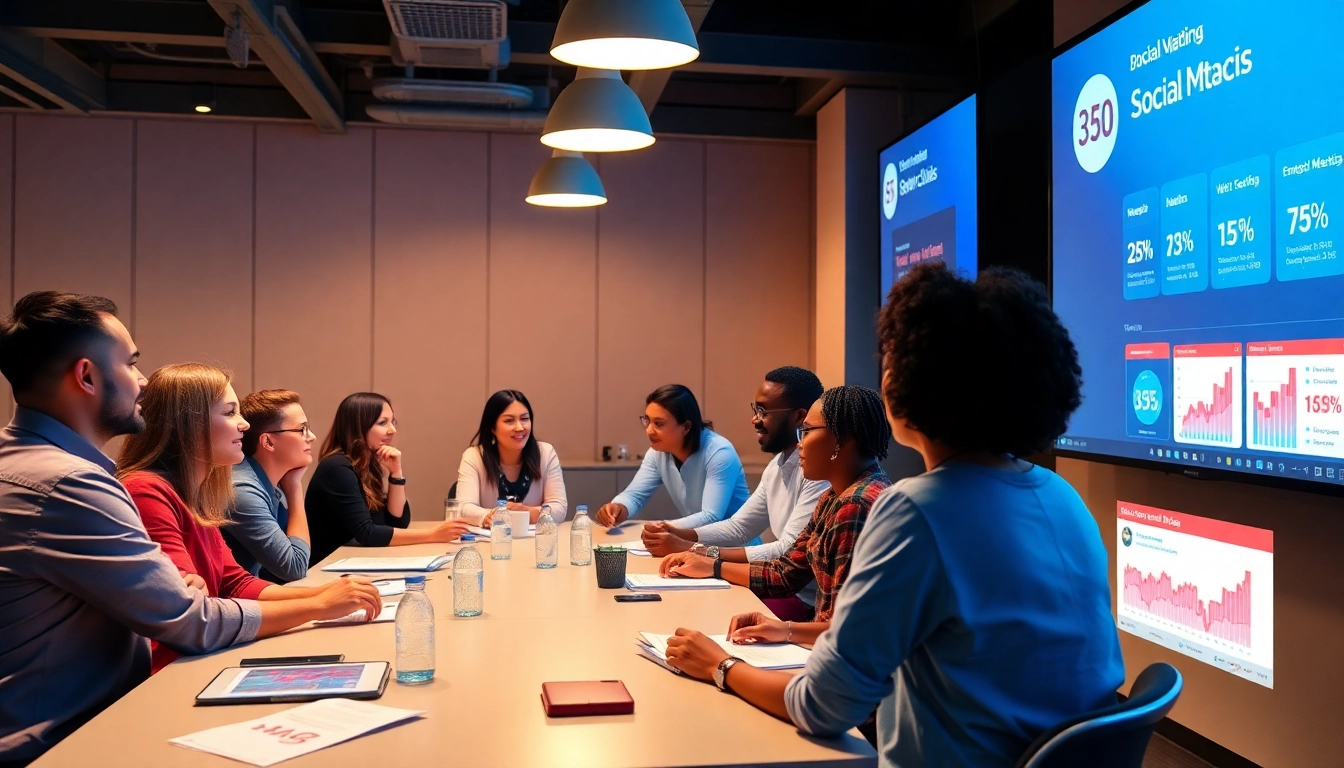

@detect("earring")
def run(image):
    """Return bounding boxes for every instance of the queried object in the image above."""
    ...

[491,436,496,446]
[830,447,840,461]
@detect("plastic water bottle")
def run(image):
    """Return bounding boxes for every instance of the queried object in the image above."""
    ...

[570,506,593,566]
[535,507,558,568]
[394,575,434,684]
[490,499,512,560]
[453,544,483,617]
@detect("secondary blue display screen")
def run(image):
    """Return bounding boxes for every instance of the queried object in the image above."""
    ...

[879,95,978,298]
[1053,0,1344,488]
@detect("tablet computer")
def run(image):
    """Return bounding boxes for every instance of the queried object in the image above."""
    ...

[195,662,390,706]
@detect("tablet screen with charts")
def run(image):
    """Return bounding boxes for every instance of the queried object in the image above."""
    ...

[195,662,390,705]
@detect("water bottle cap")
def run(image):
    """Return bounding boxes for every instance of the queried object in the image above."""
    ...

[460,533,476,542]
[576,505,588,512]
[404,575,426,584]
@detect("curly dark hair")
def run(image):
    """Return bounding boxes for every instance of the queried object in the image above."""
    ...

[877,262,1082,456]
[819,385,890,461]
[764,366,824,409]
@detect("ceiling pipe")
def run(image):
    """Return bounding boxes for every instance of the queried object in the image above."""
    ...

[365,103,548,130]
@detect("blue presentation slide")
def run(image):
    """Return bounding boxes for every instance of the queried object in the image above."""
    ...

[879,96,978,299]
[1053,0,1344,488]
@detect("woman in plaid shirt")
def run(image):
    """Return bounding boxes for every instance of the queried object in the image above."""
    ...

[659,384,893,644]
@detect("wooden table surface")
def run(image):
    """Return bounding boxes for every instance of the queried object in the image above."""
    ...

[33,523,875,768]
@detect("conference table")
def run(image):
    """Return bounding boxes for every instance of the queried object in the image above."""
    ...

[35,522,876,768]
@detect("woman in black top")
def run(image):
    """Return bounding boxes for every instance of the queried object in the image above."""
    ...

[306,392,470,565]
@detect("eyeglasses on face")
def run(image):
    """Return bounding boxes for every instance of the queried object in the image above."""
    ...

[795,424,827,442]
[750,403,796,420]
[639,415,674,430]
[265,423,313,437]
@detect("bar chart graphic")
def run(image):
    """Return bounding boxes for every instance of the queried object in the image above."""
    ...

[1122,567,1252,647]
[1116,502,1273,688]
[1173,344,1243,448]
[1246,340,1344,460]
[1248,369,1297,450]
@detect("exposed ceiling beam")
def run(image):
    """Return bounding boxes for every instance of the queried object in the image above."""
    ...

[5,4,963,85]
[0,28,105,112]
[628,0,714,114]
[793,77,845,117]
[205,0,344,133]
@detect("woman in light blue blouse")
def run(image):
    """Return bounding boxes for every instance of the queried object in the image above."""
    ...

[594,384,749,529]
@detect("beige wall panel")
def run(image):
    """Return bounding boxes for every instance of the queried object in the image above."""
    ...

[813,94,847,389]
[253,125,373,448]
[704,142,814,460]
[0,115,12,421]
[373,128,489,517]
[596,140,705,459]
[488,133,597,462]
[133,120,254,387]
[13,115,133,310]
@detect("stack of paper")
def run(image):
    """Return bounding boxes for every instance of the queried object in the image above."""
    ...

[373,579,406,597]
[320,555,453,573]
[625,574,730,591]
[466,524,536,540]
[170,699,425,767]
[614,540,652,557]
[636,632,811,672]
[313,601,398,626]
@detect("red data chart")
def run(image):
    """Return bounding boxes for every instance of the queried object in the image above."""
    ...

[1246,339,1344,459]
[1116,502,1273,689]
[1123,567,1252,647]
[1173,343,1243,448]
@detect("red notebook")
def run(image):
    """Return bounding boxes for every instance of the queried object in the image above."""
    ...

[541,680,635,717]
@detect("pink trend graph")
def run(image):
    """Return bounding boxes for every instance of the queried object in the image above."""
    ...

[1179,368,1235,443]
[1251,369,1297,449]
[1122,566,1252,647]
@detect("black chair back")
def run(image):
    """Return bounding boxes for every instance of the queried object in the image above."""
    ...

[1015,663,1183,768]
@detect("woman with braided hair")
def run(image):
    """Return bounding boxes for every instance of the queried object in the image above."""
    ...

[659,384,892,641]
[662,263,1124,768]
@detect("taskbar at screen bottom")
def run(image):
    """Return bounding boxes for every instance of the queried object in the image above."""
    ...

[1055,435,1344,490]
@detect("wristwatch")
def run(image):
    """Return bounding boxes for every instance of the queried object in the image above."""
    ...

[705,546,720,559]
[388,475,407,486]
[714,656,741,692]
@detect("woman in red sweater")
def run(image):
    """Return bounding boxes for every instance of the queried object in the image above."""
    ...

[118,363,384,671]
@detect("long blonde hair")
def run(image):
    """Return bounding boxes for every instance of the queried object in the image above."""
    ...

[117,362,236,527]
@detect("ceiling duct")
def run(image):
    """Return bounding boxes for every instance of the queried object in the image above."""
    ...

[383,0,512,70]
[371,78,535,108]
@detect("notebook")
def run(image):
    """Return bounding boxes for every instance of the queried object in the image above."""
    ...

[320,555,453,573]
[466,524,537,539]
[636,632,811,671]
[624,574,730,591]
[614,540,652,557]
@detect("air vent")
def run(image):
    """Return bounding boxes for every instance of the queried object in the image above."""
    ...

[383,0,510,69]
[386,0,505,44]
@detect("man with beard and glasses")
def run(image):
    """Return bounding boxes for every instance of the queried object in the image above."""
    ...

[641,366,829,621]
[0,292,267,766]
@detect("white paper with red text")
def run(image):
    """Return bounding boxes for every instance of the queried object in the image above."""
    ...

[169,699,425,766]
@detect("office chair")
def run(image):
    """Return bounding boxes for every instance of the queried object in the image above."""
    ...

[448,482,457,501]
[1015,662,1183,768]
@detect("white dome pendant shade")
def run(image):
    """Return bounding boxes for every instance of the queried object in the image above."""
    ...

[550,0,700,71]
[526,150,608,208]
[541,68,655,153]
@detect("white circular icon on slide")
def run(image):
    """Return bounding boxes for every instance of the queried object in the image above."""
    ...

[1073,73,1119,173]
[882,162,898,220]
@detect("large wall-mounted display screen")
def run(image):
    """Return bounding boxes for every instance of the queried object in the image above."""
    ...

[879,95,978,299]
[1053,0,1344,490]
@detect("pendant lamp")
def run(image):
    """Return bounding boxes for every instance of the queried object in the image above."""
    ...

[541,68,654,153]
[526,150,608,208]
[550,0,700,71]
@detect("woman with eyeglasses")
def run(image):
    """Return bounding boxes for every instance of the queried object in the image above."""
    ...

[594,384,750,529]
[456,389,568,527]
[221,389,317,582]
[659,385,891,643]
[306,392,471,566]
[119,365,385,672]
[661,264,1124,767]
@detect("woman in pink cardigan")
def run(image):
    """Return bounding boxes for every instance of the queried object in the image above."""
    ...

[455,390,568,527]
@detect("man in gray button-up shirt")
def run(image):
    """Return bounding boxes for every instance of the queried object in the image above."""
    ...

[0,292,262,765]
